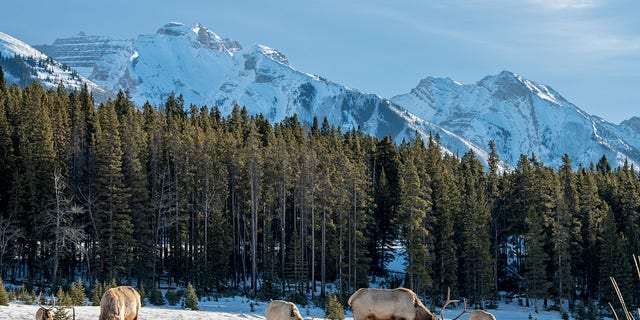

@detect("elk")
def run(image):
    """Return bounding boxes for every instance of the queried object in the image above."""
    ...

[348,287,438,320]
[469,310,497,320]
[35,306,53,320]
[35,292,54,320]
[438,288,496,320]
[266,300,304,320]
[347,287,496,320]
[99,286,141,320]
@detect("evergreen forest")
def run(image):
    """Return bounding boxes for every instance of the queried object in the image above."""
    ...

[0,67,638,316]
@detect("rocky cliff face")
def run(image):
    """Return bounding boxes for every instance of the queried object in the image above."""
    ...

[0,31,111,101]
[391,71,640,168]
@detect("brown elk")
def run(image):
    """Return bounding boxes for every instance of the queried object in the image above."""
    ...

[469,310,497,320]
[438,288,497,320]
[35,292,55,320]
[348,288,438,320]
[99,286,141,320]
[266,300,304,320]
[348,287,497,320]
[35,306,54,320]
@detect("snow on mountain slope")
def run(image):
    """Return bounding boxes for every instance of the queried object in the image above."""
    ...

[35,22,475,154]
[392,71,640,168]
[0,31,111,101]
[29,23,640,169]
[34,32,133,82]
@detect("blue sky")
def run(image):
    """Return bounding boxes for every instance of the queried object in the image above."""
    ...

[1,0,638,123]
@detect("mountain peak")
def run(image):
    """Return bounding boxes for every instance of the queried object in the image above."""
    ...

[621,116,640,130]
[498,69,519,78]
[417,76,461,89]
[193,22,242,53]
[477,70,565,105]
[478,70,520,87]
[156,22,192,36]
[155,22,242,54]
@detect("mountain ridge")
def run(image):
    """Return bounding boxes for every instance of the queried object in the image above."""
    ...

[0,31,112,101]
[2,22,638,169]
[392,70,640,168]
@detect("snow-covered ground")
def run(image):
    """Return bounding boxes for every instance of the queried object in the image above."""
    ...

[0,295,578,320]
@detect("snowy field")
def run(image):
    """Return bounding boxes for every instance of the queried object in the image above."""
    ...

[0,296,578,320]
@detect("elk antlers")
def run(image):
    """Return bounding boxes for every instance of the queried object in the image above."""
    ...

[439,288,470,320]
[36,291,55,310]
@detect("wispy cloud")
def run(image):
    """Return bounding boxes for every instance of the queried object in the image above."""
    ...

[529,0,601,10]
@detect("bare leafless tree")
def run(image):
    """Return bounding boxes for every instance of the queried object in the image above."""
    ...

[41,170,86,284]
[0,211,23,277]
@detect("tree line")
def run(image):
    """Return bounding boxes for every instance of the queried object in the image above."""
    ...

[0,68,638,315]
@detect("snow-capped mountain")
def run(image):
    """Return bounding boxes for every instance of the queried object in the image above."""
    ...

[8,22,640,168]
[0,31,111,101]
[391,71,640,168]
[35,22,470,150]
[34,32,133,87]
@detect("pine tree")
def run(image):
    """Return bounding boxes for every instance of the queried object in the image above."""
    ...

[68,86,98,279]
[149,284,164,306]
[505,155,554,312]
[114,91,153,286]
[14,83,56,275]
[0,67,13,226]
[612,162,640,256]
[344,130,372,292]
[244,121,262,297]
[428,141,460,300]
[50,84,71,174]
[52,307,73,320]
[553,154,578,311]
[326,292,345,320]
[91,279,103,306]
[501,154,536,284]
[69,278,86,306]
[137,282,146,307]
[576,165,606,300]
[486,140,502,292]
[142,102,173,287]
[0,278,9,305]
[183,282,199,310]
[94,102,133,280]
[459,151,494,307]
[599,209,633,306]
[398,150,432,296]
[524,207,551,313]
[0,87,15,275]
[56,287,71,307]
[370,136,401,275]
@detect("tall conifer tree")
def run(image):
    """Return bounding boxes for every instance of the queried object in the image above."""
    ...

[370,136,401,275]
[553,154,578,310]
[114,91,153,285]
[576,164,606,300]
[459,151,494,306]
[399,152,431,297]
[15,83,55,277]
[94,101,132,280]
